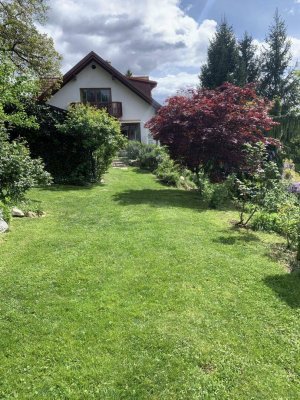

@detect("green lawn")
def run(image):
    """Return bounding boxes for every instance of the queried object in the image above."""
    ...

[0,167,299,399]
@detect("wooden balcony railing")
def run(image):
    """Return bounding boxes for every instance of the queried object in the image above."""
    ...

[70,102,123,118]
[100,102,122,118]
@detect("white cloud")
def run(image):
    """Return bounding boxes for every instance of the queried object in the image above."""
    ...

[151,72,199,102]
[291,36,300,63]
[37,0,216,100]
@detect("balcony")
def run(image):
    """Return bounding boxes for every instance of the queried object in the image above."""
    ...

[70,101,123,118]
[99,102,122,118]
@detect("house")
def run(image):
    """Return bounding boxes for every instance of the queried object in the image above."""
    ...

[46,51,160,143]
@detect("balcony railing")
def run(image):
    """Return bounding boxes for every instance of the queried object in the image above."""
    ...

[100,102,122,118]
[70,102,123,118]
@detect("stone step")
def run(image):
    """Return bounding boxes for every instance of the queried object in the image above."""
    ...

[112,158,128,168]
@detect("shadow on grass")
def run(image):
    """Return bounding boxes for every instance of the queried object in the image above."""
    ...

[264,272,300,308]
[39,183,101,192]
[213,233,260,245]
[113,189,203,210]
[212,226,261,245]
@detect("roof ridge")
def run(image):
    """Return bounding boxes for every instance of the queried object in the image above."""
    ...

[40,51,161,109]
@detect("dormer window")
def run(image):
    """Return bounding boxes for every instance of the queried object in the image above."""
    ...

[81,88,111,106]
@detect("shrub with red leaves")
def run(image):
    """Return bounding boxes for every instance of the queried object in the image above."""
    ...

[146,83,279,181]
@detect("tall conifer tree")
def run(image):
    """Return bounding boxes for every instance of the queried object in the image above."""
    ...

[259,10,300,114]
[200,21,241,89]
[238,32,260,85]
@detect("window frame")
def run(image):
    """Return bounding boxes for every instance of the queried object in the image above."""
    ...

[80,88,112,105]
[121,123,141,142]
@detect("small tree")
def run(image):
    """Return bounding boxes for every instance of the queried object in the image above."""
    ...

[125,69,133,77]
[146,83,278,181]
[231,142,281,226]
[56,104,125,184]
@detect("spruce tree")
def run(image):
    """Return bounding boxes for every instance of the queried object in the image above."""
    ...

[238,32,260,85]
[200,21,241,88]
[259,10,300,114]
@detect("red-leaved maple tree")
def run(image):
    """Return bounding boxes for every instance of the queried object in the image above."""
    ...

[146,83,279,181]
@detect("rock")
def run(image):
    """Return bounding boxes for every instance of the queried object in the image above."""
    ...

[25,211,37,218]
[100,178,105,184]
[0,219,8,233]
[12,207,25,217]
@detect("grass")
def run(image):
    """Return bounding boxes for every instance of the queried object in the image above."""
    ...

[0,167,299,399]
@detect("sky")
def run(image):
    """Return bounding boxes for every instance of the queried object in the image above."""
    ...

[40,0,300,104]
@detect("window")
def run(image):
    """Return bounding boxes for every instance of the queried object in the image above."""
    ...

[81,88,111,105]
[121,123,141,141]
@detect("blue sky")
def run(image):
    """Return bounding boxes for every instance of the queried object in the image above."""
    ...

[40,0,300,103]
[181,0,300,39]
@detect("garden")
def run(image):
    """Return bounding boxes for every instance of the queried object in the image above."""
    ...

[0,1,300,398]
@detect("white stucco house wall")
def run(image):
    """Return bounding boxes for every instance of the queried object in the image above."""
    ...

[45,51,160,143]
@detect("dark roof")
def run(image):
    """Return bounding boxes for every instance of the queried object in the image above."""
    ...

[43,51,161,109]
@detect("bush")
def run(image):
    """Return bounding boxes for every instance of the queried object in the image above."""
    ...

[154,156,181,186]
[244,175,300,249]
[123,141,168,171]
[209,183,231,209]
[252,211,281,233]
[197,172,231,208]
[0,131,52,202]
[124,141,143,160]
[229,142,282,226]
[10,103,68,182]
[56,104,125,184]
[0,201,11,223]
[123,141,197,189]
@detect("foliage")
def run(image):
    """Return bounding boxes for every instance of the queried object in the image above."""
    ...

[0,51,52,202]
[0,200,11,223]
[124,141,167,172]
[136,144,167,171]
[229,142,282,227]
[0,0,61,79]
[251,178,300,249]
[200,21,241,88]
[56,104,125,184]
[154,156,181,186]
[0,52,39,130]
[196,171,231,208]
[0,131,52,201]
[209,182,231,209]
[229,142,300,253]
[125,69,133,77]
[146,83,278,181]
[15,198,44,216]
[259,10,300,115]
[124,140,144,160]
[238,32,260,85]
[267,116,300,171]
[123,141,196,189]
